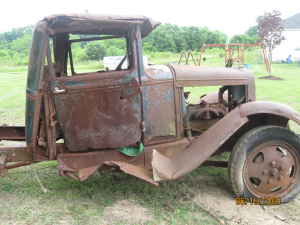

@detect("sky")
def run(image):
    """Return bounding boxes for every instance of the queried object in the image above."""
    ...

[1,0,300,36]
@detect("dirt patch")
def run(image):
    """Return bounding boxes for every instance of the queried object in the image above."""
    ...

[102,200,153,225]
[259,75,283,80]
[187,174,300,225]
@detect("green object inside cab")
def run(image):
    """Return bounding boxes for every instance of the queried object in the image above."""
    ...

[118,143,144,156]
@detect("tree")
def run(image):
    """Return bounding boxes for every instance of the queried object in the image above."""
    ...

[143,24,227,53]
[246,26,258,38]
[257,10,284,64]
[230,34,256,44]
[229,25,259,44]
[0,26,33,43]
[85,42,106,60]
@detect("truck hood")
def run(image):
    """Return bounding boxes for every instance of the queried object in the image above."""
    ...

[169,64,256,101]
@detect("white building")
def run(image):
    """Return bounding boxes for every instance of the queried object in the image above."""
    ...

[103,56,149,70]
[273,13,300,62]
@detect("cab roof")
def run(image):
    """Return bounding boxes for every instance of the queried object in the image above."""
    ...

[37,14,160,37]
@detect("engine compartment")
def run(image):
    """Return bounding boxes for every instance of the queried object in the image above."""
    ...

[184,85,246,137]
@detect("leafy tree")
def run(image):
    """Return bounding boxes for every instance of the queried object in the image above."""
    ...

[143,24,227,53]
[246,26,258,38]
[0,26,33,43]
[206,30,227,44]
[229,25,258,44]
[85,42,106,60]
[230,34,257,44]
[144,24,177,52]
[257,10,284,62]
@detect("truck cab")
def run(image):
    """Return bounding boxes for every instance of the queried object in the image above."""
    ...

[1,14,300,203]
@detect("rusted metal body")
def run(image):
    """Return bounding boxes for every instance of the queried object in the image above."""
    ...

[152,101,300,181]
[1,14,300,200]
[0,127,25,141]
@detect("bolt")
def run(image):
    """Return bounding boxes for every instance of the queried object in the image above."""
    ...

[271,161,276,168]
[270,172,275,177]
[267,178,273,184]
[278,165,282,171]
[271,168,279,176]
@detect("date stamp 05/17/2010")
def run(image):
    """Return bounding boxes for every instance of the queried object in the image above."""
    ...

[235,197,281,205]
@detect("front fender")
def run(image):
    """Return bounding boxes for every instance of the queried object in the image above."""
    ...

[152,101,300,181]
[240,101,300,125]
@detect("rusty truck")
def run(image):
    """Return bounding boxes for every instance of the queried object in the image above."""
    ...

[1,14,300,203]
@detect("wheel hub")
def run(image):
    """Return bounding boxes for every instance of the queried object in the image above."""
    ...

[243,141,299,198]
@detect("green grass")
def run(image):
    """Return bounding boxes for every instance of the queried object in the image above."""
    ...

[1,58,300,224]
[0,161,221,225]
[0,68,27,125]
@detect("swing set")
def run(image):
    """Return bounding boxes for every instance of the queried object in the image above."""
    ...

[178,43,271,73]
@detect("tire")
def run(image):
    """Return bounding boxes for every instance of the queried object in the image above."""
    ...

[229,125,300,203]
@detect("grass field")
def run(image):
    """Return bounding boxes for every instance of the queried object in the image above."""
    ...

[0,60,300,225]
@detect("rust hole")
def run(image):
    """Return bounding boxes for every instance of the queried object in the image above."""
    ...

[276,147,282,153]
[250,177,261,186]
[253,152,264,163]
[271,186,282,193]
[290,165,295,177]
[276,146,288,157]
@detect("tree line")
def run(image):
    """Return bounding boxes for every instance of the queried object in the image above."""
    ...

[230,26,258,44]
[0,23,259,65]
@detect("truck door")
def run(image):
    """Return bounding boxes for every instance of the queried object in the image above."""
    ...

[50,35,141,152]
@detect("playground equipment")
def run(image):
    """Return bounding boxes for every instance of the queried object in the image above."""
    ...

[178,43,271,73]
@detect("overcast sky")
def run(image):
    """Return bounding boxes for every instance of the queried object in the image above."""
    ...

[1,0,299,36]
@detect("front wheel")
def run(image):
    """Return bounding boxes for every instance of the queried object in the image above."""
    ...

[229,126,300,203]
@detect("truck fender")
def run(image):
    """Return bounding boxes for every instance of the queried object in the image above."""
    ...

[152,101,300,181]
[239,101,300,124]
